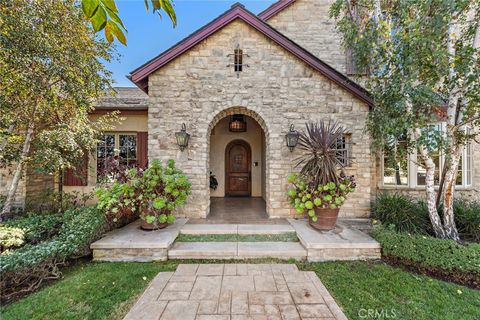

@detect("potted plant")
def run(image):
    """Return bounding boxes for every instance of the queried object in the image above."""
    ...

[136,159,191,230]
[96,159,191,230]
[287,121,356,230]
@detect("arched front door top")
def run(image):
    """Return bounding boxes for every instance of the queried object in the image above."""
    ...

[225,140,251,197]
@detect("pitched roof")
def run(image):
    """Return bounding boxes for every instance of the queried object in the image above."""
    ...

[258,0,296,20]
[94,87,148,110]
[129,3,373,107]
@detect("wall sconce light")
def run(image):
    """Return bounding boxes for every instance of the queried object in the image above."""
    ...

[285,124,299,152]
[175,123,190,151]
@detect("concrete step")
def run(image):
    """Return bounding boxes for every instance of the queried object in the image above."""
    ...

[180,223,295,235]
[168,241,306,260]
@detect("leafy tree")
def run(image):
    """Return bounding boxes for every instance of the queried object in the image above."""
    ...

[0,0,118,218]
[331,0,480,241]
[81,0,177,45]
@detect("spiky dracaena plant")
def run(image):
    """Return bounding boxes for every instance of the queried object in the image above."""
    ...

[295,121,348,187]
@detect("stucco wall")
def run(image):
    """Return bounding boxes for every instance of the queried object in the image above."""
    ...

[63,112,149,196]
[209,116,264,198]
[267,0,347,74]
[148,19,373,218]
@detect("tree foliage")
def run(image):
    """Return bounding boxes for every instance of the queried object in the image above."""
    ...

[0,0,118,217]
[81,0,177,45]
[330,0,480,240]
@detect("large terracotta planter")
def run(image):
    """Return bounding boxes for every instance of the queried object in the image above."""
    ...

[140,220,168,231]
[309,207,340,231]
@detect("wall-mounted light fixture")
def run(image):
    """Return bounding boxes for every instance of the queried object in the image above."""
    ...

[175,123,190,151]
[285,124,299,152]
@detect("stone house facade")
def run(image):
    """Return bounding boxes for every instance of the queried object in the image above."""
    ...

[2,0,478,217]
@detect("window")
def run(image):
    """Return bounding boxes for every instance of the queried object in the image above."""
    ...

[381,124,474,188]
[228,46,248,77]
[96,134,115,182]
[234,49,243,72]
[334,135,351,167]
[383,139,408,186]
[96,133,137,182]
[345,48,368,75]
[119,134,137,167]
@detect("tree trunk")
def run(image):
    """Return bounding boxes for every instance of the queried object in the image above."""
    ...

[0,122,34,220]
[418,144,446,238]
[441,147,462,241]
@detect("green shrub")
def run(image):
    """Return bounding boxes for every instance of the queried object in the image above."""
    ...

[372,193,431,234]
[3,213,63,244]
[0,207,104,273]
[371,225,480,273]
[453,199,480,242]
[0,206,105,302]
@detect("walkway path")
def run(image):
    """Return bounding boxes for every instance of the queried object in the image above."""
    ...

[123,263,347,320]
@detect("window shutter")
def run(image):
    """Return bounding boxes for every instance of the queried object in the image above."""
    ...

[345,49,367,75]
[137,132,148,169]
[64,154,88,186]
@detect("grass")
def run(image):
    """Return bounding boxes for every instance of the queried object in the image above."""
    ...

[300,261,480,320]
[175,233,299,242]
[0,261,178,320]
[2,260,480,320]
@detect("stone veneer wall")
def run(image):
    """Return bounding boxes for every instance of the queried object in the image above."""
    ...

[267,0,347,74]
[148,19,373,218]
[0,167,26,209]
[24,167,56,210]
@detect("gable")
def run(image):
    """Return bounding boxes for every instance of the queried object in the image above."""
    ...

[129,3,373,107]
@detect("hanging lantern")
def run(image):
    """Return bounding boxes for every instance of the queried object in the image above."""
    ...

[175,123,190,151]
[285,124,299,152]
[229,114,247,132]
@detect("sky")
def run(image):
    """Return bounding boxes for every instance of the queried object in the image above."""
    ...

[106,0,277,87]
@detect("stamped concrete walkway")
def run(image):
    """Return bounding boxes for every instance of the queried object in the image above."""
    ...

[123,264,347,320]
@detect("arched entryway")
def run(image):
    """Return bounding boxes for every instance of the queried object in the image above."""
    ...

[206,107,269,221]
[225,140,251,197]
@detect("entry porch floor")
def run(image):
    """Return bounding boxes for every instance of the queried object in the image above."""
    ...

[188,197,289,224]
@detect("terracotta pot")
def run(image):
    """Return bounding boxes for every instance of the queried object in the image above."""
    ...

[140,220,168,231]
[309,207,340,231]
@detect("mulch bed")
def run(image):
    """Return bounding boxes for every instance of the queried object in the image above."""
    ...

[383,255,479,289]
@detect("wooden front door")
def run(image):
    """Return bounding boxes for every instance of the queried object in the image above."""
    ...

[225,140,251,196]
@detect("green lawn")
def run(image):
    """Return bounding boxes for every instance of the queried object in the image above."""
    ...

[176,233,299,242]
[2,260,479,320]
[300,261,480,320]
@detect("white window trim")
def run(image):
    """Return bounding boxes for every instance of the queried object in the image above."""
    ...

[95,132,138,184]
[381,123,474,189]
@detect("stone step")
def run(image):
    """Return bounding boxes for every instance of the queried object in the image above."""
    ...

[180,223,295,235]
[168,241,306,260]
[91,219,188,262]
[288,219,381,262]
